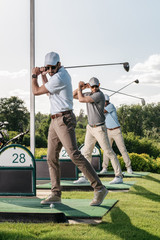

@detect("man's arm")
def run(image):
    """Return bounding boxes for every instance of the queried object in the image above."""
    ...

[76,81,94,103]
[32,67,49,96]
[73,88,78,99]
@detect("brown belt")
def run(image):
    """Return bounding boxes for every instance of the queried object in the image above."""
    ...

[51,110,72,119]
[107,126,120,130]
[89,123,105,128]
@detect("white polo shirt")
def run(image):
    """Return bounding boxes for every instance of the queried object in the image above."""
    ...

[45,67,73,115]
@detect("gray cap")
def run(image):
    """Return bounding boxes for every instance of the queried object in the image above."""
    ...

[89,77,99,86]
[104,94,110,101]
[44,52,60,66]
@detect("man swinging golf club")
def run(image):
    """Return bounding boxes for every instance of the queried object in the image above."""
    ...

[100,94,133,175]
[32,51,108,206]
[73,77,123,184]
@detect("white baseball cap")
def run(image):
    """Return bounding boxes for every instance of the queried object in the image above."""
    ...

[44,52,60,66]
[89,77,99,86]
[104,94,110,101]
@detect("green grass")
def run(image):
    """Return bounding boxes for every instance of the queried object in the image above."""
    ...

[0,173,160,240]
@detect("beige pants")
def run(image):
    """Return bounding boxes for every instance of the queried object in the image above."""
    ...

[83,124,122,177]
[47,112,103,196]
[103,127,131,169]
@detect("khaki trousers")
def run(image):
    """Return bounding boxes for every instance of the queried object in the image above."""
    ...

[47,112,103,196]
[103,128,131,169]
[83,124,122,177]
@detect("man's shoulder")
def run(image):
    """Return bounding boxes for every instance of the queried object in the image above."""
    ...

[106,103,116,111]
[92,90,104,97]
[91,90,105,101]
[50,67,71,82]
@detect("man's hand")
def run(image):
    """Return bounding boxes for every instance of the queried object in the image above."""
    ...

[32,67,41,76]
[40,67,48,76]
[78,81,89,90]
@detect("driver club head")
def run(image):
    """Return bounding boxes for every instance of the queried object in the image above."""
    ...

[123,62,130,72]
[141,98,145,106]
[135,79,139,84]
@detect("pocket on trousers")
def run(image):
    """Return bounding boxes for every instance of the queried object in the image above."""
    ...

[63,113,76,128]
[99,125,107,133]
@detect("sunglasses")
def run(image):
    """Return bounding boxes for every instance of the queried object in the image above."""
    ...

[45,65,57,71]
[91,85,99,88]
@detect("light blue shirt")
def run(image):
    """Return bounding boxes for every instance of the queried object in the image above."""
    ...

[45,67,73,115]
[105,103,120,129]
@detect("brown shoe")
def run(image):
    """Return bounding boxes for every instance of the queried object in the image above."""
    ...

[41,194,61,205]
[90,186,108,206]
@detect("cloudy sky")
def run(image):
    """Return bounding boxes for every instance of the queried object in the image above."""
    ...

[0,0,160,116]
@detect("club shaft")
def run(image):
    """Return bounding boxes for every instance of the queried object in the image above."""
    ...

[109,80,136,97]
[65,62,124,69]
[100,87,143,100]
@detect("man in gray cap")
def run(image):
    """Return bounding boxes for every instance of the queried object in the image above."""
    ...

[32,52,108,206]
[100,94,133,175]
[73,77,123,184]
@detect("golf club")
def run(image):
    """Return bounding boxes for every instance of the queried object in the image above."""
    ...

[109,79,139,97]
[100,86,145,105]
[65,62,130,72]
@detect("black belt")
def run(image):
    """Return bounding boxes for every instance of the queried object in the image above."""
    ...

[51,110,72,119]
[89,123,105,128]
[107,126,120,130]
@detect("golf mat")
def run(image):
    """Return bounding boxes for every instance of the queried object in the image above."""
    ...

[37,180,135,191]
[79,171,150,178]
[97,171,150,178]
[0,197,118,223]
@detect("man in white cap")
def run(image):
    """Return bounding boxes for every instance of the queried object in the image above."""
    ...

[100,94,133,174]
[73,78,123,184]
[32,52,108,206]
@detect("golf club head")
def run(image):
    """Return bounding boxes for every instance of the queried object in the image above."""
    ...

[135,79,139,84]
[141,98,145,106]
[123,62,130,72]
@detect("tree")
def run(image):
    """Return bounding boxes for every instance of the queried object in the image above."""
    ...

[35,112,49,132]
[117,103,160,139]
[142,103,160,139]
[0,96,29,131]
[37,116,51,138]
[76,109,88,129]
[117,104,143,136]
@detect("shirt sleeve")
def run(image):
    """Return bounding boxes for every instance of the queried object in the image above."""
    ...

[90,92,102,102]
[45,76,65,94]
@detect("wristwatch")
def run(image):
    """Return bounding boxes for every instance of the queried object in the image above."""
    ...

[32,74,37,78]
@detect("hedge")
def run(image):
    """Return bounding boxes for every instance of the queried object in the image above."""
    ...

[106,152,160,173]
[33,148,160,174]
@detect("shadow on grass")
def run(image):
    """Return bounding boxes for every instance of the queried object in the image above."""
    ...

[98,207,160,240]
[130,184,160,203]
[144,175,160,184]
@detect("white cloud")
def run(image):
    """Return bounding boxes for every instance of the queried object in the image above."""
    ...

[0,69,28,78]
[117,54,160,86]
[9,89,29,96]
[133,54,160,72]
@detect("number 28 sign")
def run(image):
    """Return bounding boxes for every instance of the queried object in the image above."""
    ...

[0,145,33,167]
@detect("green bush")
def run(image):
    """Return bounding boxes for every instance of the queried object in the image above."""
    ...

[35,148,47,159]
[33,148,160,173]
[112,132,160,158]
[117,153,160,173]
[101,150,160,173]
[22,133,47,148]
[75,128,86,147]
[35,134,47,148]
